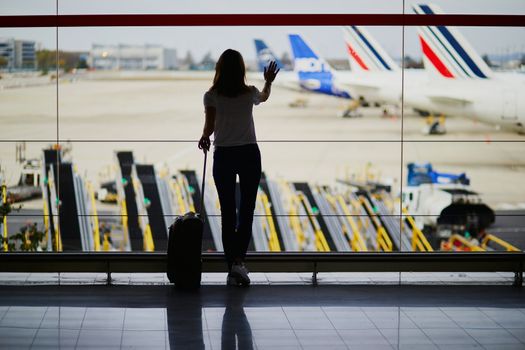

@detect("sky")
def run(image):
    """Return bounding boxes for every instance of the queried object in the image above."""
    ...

[1,0,524,62]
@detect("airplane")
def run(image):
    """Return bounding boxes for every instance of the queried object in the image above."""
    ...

[254,37,363,113]
[339,25,442,128]
[253,37,354,101]
[256,33,410,107]
[287,34,352,99]
[254,39,285,72]
[338,25,408,107]
[342,25,399,74]
[249,39,301,92]
[286,33,429,120]
[262,15,525,134]
[409,3,525,134]
[340,16,525,134]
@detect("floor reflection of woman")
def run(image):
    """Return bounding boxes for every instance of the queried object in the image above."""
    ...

[221,289,253,350]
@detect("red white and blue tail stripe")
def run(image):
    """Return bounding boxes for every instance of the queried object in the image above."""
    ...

[342,26,399,72]
[413,4,493,79]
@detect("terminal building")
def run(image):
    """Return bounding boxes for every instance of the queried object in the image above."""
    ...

[1,5,525,350]
[0,37,37,70]
[88,43,178,70]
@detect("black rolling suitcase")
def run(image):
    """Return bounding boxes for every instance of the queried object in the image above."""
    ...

[167,150,207,289]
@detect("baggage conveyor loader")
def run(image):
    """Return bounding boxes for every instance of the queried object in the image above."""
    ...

[285,183,331,252]
[259,173,290,251]
[41,148,61,251]
[293,183,338,251]
[358,194,393,252]
[115,151,143,251]
[256,189,281,251]
[179,170,215,251]
[321,188,368,251]
[312,186,352,252]
[46,160,100,251]
[132,164,174,251]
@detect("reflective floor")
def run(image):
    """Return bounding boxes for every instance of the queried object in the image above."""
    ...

[0,282,524,349]
[0,271,517,286]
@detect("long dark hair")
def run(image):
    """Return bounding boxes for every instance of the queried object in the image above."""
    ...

[210,49,250,97]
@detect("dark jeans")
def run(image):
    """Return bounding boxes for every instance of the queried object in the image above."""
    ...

[213,143,261,271]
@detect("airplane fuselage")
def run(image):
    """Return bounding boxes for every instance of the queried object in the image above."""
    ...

[338,70,525,133]
[406,76,525,133]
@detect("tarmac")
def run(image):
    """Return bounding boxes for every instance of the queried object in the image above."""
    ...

[1,72,525,210]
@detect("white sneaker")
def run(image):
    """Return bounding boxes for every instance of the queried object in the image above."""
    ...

[230,263,250,286]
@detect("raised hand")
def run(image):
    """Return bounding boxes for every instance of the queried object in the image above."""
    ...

[264,61,280,83]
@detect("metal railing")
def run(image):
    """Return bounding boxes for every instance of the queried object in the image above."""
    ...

[448,234,485,252]
[482,234,521,252]
[402,208,433,252]
[0,252,523,286]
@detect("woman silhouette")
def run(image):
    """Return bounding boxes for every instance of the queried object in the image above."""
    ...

[198,49,279,286]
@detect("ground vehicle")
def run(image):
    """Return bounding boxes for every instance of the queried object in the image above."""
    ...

[402,163,493,245]
[96,181,118,203]
[6,159,42,202]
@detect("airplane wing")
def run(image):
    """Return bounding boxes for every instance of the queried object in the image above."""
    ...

[427,95,472,106]
[341,81,380,91]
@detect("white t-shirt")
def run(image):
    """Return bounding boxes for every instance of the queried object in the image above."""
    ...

[203,86,262,147]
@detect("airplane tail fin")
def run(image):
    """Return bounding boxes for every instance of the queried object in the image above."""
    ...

[254,39,284,72]
[288,33,351,99]
[342,26,399,72]
[288,33,333,77]
[413,3,493,79]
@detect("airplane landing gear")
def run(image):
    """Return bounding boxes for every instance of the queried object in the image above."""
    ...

[340,108,363,118]
[339,100,362,118]
[425,114,447,135]
[289,98,308,108]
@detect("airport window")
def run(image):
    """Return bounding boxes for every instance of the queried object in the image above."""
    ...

[0,0,524,258]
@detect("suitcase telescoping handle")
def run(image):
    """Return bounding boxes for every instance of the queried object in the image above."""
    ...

[200,149,208,218]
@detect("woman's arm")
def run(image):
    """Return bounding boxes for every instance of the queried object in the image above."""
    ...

[259,61,280,103]
[198,106,215,151]
[202,106,215,138]
[259,81,272,103]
